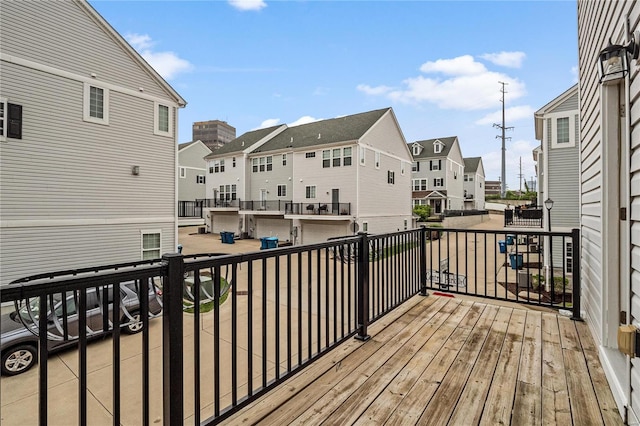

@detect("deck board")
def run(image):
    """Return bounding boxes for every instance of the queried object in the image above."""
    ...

[225,295,623,425]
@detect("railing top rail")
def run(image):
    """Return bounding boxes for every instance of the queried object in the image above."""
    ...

[418,225,573,237]
[1,262,165,302]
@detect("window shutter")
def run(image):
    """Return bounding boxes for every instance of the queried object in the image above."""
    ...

[416,162,420,171]
[7,103,22,139]
[438,159,442,169]
[429,161,433,171]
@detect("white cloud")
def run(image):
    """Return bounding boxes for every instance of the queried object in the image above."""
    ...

[228,0,267,11]
[480,51,526,68]
[257,118,281,129]
[475,105,536,126]
[125,33,192,80]
[571,65,578,83]
[357,84,393,96]
[359,55,526,110]
[419,55,487,75]
[289,116,321,127]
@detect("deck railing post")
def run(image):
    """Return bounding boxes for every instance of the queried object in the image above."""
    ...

[355,232,371,341]
[162,253,185,425]
[419,226,428,296]
[570,228,583,321]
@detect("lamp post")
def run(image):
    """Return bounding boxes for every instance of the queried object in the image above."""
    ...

[544,198,554,295]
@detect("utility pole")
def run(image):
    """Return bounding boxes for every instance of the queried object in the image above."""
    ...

[493,82,513,198]
[518,157,524,195]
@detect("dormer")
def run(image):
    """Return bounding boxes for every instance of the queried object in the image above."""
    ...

[411,143,423,156]
[433,139,444,154]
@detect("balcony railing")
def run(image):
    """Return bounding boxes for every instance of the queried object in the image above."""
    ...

[178,200,204,218]
[0,227,580,425]
[504,206,543,227]
[200,198,240,209]
[239,200,291,212]
[285,202,351,216]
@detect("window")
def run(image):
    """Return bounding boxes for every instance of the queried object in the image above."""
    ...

[434,143,442,154]
[333,148,341,167]
[412,179,427,191]
[305,152,316,158]
[565,241,573,273]
[430,160,441,171]
[464,175,473,182]
[219,184,237,200]
[141,231,161,260]
[412,144,421,155]
[557,117,569,143]
[232,157,236,168]
[154,102,173,136]
[343,147,352,166]
[323,150,331,168]
[454,171,457,179]
[209,166,214,174]
[388,170,395,184]
[83,83,109,125]
[212,159,225,173]
[404,220,408,230]
[362,222,368,233]
[252,155,272,173]
[305,185,316,199]
[412,162,420,172]
[401,162,405,175]
[282,154,287,166]
[359,146,366,165]
[434,178,443,187]
[0,98,22,140]
[179,167,186,178]
[196,175,205,184]
[277,184,287,197]
[375,151,380,169]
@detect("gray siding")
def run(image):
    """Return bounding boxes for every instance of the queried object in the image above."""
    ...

[548,146,580,230]
[178,143,210,201]
[552,91,579,113]
[0,223,175,285]
[0,1,170,99]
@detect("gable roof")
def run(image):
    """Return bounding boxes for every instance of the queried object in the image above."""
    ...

[534,84,578,140]
[179,140,211,154]
[204,125,286,159]
[464,157,481,173]
[79,1,186,107]
[409,137,457,158]
[251,108,391,153]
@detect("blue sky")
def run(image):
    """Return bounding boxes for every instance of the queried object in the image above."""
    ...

[91,0,578,190]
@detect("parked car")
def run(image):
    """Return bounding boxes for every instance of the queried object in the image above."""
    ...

[0,281,163,376]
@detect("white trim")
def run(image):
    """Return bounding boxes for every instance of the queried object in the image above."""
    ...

[141,229,162,260]
[0,96,7,142]
[359,145,366,166]
[0,53,181,107]
[154,102,173,137]
[599,346,629,422]
[83,82,109,125]
[547,111,577,148]
[180,165,206,172]
[1,217,176,228]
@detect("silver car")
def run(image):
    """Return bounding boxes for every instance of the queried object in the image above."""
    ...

[0,282,163,376]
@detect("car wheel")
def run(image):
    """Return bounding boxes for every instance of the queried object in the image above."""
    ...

[123,311,143,334]
[2,345,37,376]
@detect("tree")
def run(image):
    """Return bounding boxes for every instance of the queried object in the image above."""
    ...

[413,204,431,221]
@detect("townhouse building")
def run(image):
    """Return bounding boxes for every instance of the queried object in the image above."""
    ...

[178,140,211,202]
[462,157,486,210]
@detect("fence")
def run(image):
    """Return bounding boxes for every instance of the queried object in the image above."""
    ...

[0,226,580,425]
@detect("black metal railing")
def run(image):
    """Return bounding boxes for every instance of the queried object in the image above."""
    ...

[200,198,240,208]
[239,200,291,211]
[504,206,543,227]
[179,200,204,218]
[0,226,580,425]
[285,202,351,216]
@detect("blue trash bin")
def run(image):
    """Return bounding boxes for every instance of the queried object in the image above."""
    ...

[266,237,278,249]
[498,240,506,254]
[509,253,523,270]
[506,234,515,245]
[260,237,268,250]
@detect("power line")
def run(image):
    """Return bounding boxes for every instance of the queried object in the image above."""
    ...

[493,81,513,198]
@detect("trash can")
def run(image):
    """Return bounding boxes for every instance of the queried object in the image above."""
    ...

[509,253,523,270]
[221,232,235,244]
[498,240,506,254]
[260,237,278,249]
[506,234,515,245]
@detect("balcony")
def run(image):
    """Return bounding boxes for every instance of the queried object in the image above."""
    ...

[239,200,290,213]
[505,206,543,228]
[0,228,621,425]
[285,202,351,216]
[200,198,240,209]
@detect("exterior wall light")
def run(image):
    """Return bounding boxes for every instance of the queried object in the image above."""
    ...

[598,31,640,84]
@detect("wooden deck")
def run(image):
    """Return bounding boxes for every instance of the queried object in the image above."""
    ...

[225,295,622,425]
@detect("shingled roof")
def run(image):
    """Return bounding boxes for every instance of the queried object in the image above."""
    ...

[251,108,391,153]
[204,125,285,159]
[464,157,482,173]
[409,136,457,158]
